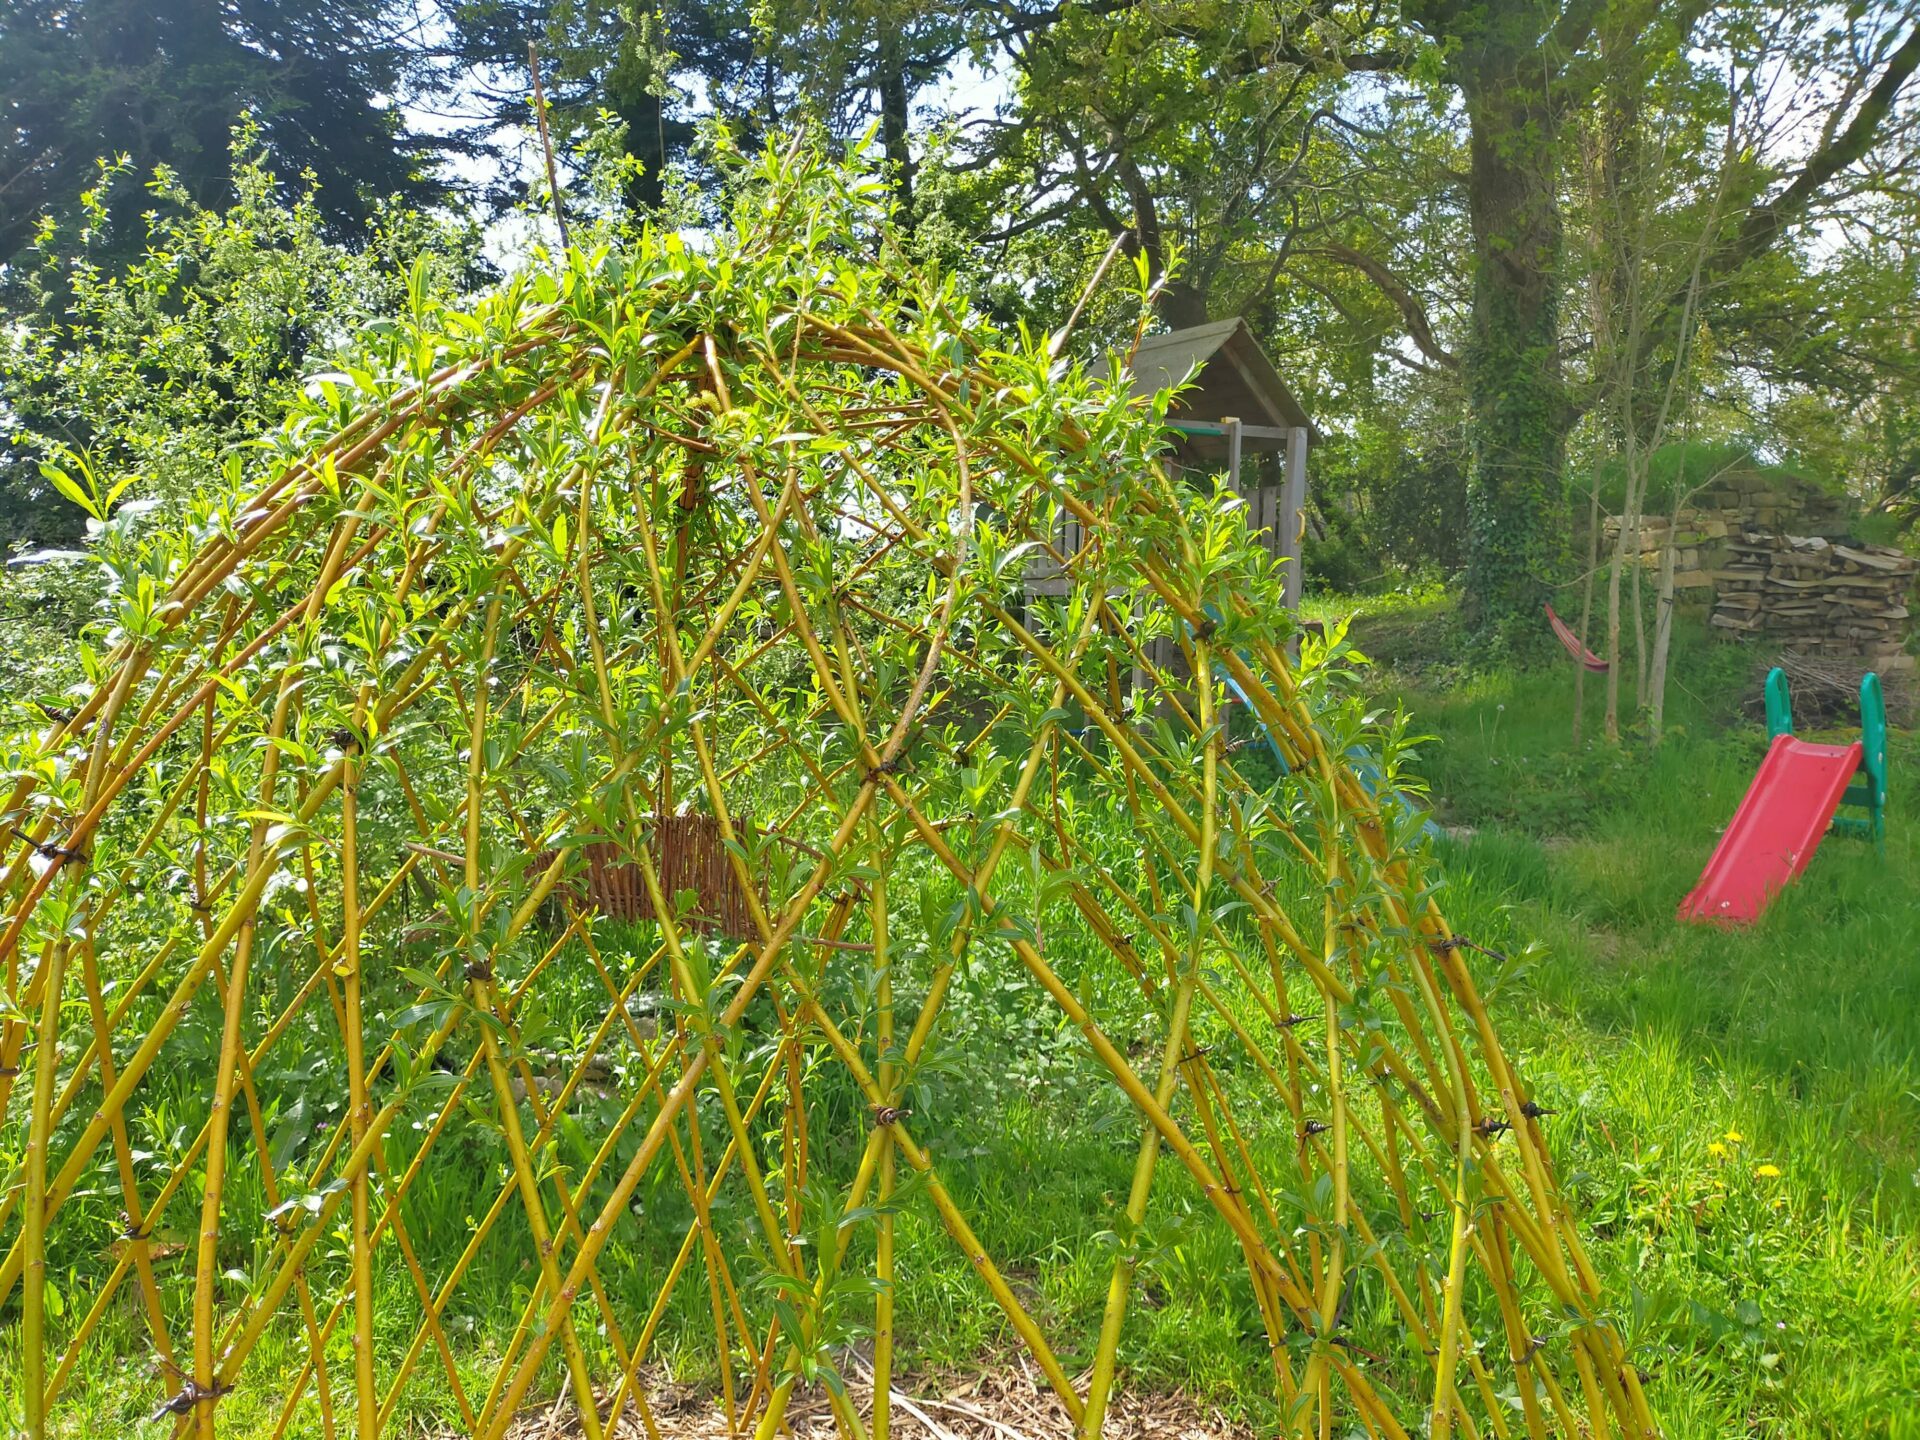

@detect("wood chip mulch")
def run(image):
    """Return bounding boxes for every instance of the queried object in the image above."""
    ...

[498,1356,1256,1440]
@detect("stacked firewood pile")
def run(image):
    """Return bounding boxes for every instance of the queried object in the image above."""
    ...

[1596,469,1915,716]
[1712,532,1917,712]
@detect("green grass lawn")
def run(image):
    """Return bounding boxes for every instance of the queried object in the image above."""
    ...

[1320,589,1920,1437]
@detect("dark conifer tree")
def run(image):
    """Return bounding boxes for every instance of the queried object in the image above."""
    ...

[0,0,451,264]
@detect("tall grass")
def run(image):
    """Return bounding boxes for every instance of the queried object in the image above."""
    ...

[1350,595,1920,1437]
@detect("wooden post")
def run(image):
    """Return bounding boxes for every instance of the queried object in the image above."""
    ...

[1220,418,1243,751]
[1281,426,1308,611]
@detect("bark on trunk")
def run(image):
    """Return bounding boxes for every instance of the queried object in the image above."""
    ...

[1604,511,1626,742]
[1573,473,1600,744]
[1606,422,1645,741]
[877,39,915,226]
[1115,149,1210,328]
[1648,526,1677,743]
[1459,69,1571,644]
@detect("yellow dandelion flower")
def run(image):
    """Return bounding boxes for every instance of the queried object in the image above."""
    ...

[1725,1130,1743,1143]
[1754,1163,1781,1179]
[1707,1142,1728,1158]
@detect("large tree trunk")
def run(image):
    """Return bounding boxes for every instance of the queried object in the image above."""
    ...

[876,37,915,225]
[1459,70,1571,644]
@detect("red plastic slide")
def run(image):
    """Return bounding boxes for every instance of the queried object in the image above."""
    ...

[1678,734,1863,924]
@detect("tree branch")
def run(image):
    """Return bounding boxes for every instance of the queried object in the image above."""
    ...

[1542,0,1607,63]
[1729,24,1920,269]
[1633,23,1920,370]
[1301,243,1460,369]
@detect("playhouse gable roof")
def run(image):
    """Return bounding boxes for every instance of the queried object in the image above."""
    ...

[1126,317,1320,444]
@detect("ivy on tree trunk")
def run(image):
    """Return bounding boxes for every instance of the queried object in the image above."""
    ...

[1406,0,1589,647]
[1461,70,1571,643]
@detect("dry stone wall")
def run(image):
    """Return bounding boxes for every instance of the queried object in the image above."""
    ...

[1601,470,1915,689]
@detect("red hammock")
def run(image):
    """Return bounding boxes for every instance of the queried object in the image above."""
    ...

[1545,603,1608,671]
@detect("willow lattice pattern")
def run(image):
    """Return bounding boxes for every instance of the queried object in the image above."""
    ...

[0,153,1655,1440]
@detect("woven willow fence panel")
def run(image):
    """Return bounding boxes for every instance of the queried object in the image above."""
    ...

[0,155,1654,1440]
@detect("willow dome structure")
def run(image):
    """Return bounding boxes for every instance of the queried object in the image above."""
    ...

[0,150,1654,1440]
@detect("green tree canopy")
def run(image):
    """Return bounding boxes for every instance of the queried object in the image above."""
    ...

[8,0,1920,650]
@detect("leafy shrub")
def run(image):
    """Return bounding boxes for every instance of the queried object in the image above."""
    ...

[0,124,484,551]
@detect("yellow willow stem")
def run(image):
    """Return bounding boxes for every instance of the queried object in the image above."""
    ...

[20,934,70,1440]
[739,1007,896,1440]
[1305,775,1351,1437]
[743,996,896,1438]
[480,784,880,1439]
[341,740,377,1438]
[42,904,364,1416]
[0,528,475,983]
[872,846,895,1440]
[622,436,978,1433]
[673,612,1067,1436]
[213,1099,405,1394]
[1080,631,1218,1439]
[632,853,812,1423]
[888,613,1099,1084]
[878,777,1304,1306]
[459,587,603,1440]
[207,949,345,1440]
[21,636,140,1438]
[1080,974,1199,1435]
[599,1037,794,1436]
[570,927,745,1435]
[881,772,1411,1430]
[773,968,1093,1426]
[473,1006,608,1440]
[1432,1095,1477,1440]
[372,929,612,1437]
[684,1087,740,1433]
[71,938,175,1372]
[638,852,792,1247]
[226,907,547,1411]
[191,669,299,1439]
[0,839,341,1313]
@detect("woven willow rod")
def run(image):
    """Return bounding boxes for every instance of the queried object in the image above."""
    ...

[0,149,1655,1440]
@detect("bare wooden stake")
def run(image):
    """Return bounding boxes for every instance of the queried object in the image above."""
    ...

[529,42,571,253]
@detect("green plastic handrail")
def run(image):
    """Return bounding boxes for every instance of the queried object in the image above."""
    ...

[1860,671,1888,850]
[1760,666,1886,853]
[1765,666,1793,740]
